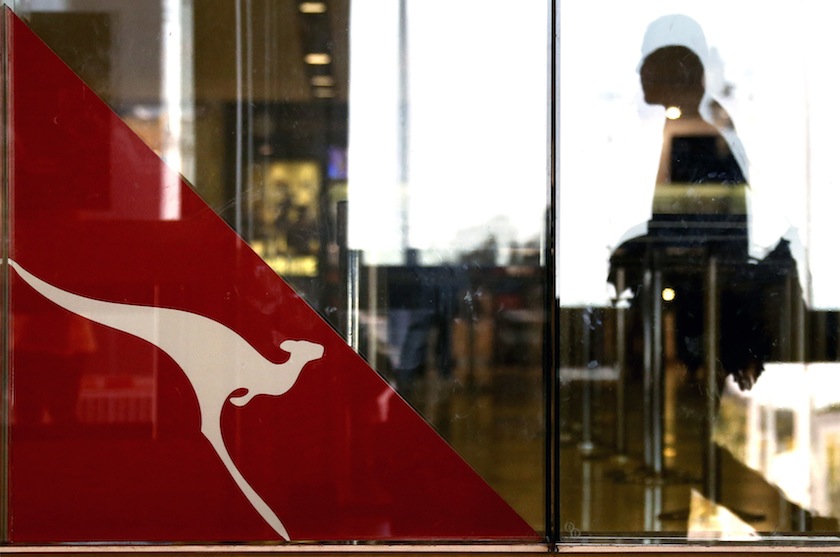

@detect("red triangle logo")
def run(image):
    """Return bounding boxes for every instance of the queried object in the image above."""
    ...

[7,9,538,543]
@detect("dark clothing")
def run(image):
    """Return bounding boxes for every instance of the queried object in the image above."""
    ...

[609,132,798,389]
[386,265,463,384]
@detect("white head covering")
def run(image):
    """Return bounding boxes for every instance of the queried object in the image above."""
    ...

[638,14,710,70]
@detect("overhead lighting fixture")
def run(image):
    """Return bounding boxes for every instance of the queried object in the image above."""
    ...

[313,87,335,99]
[299,2,327,14]
[665,106,682,120]
[311,75,335,87]
[305,53,331,65]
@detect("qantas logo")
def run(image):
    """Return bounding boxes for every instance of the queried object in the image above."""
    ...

[10,259,323,541]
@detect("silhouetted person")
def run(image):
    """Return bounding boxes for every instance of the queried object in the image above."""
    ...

[609,15,798,392]
[640,46,745,186]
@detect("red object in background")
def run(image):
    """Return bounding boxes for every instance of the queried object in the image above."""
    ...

[6,9,538,543]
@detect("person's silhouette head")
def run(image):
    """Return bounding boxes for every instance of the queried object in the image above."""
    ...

[640,46,705,112]
[638,15,710,116]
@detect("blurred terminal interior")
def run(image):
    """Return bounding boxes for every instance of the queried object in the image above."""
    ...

[17,0,840,542]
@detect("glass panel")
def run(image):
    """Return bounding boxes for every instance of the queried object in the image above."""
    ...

[347,0,549,535]
[0,4,7,545]
[6,0,548,544]
[558,1,840,543]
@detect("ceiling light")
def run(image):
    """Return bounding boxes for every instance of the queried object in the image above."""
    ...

[313,87,335,98]
[311,75,335,87]
[299,2,327,14]
[665,106,682,120]
[305,53,331,65]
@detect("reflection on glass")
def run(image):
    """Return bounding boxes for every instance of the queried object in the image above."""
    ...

[347,0,548,532]
[610,15,800,395]
[250,161,321,277]
[716,365,840,524]
[558,7,840,542]
[14,311,96,429]
[9,0,548,542]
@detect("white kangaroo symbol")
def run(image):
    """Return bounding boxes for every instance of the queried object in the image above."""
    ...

[9,260,324,541]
